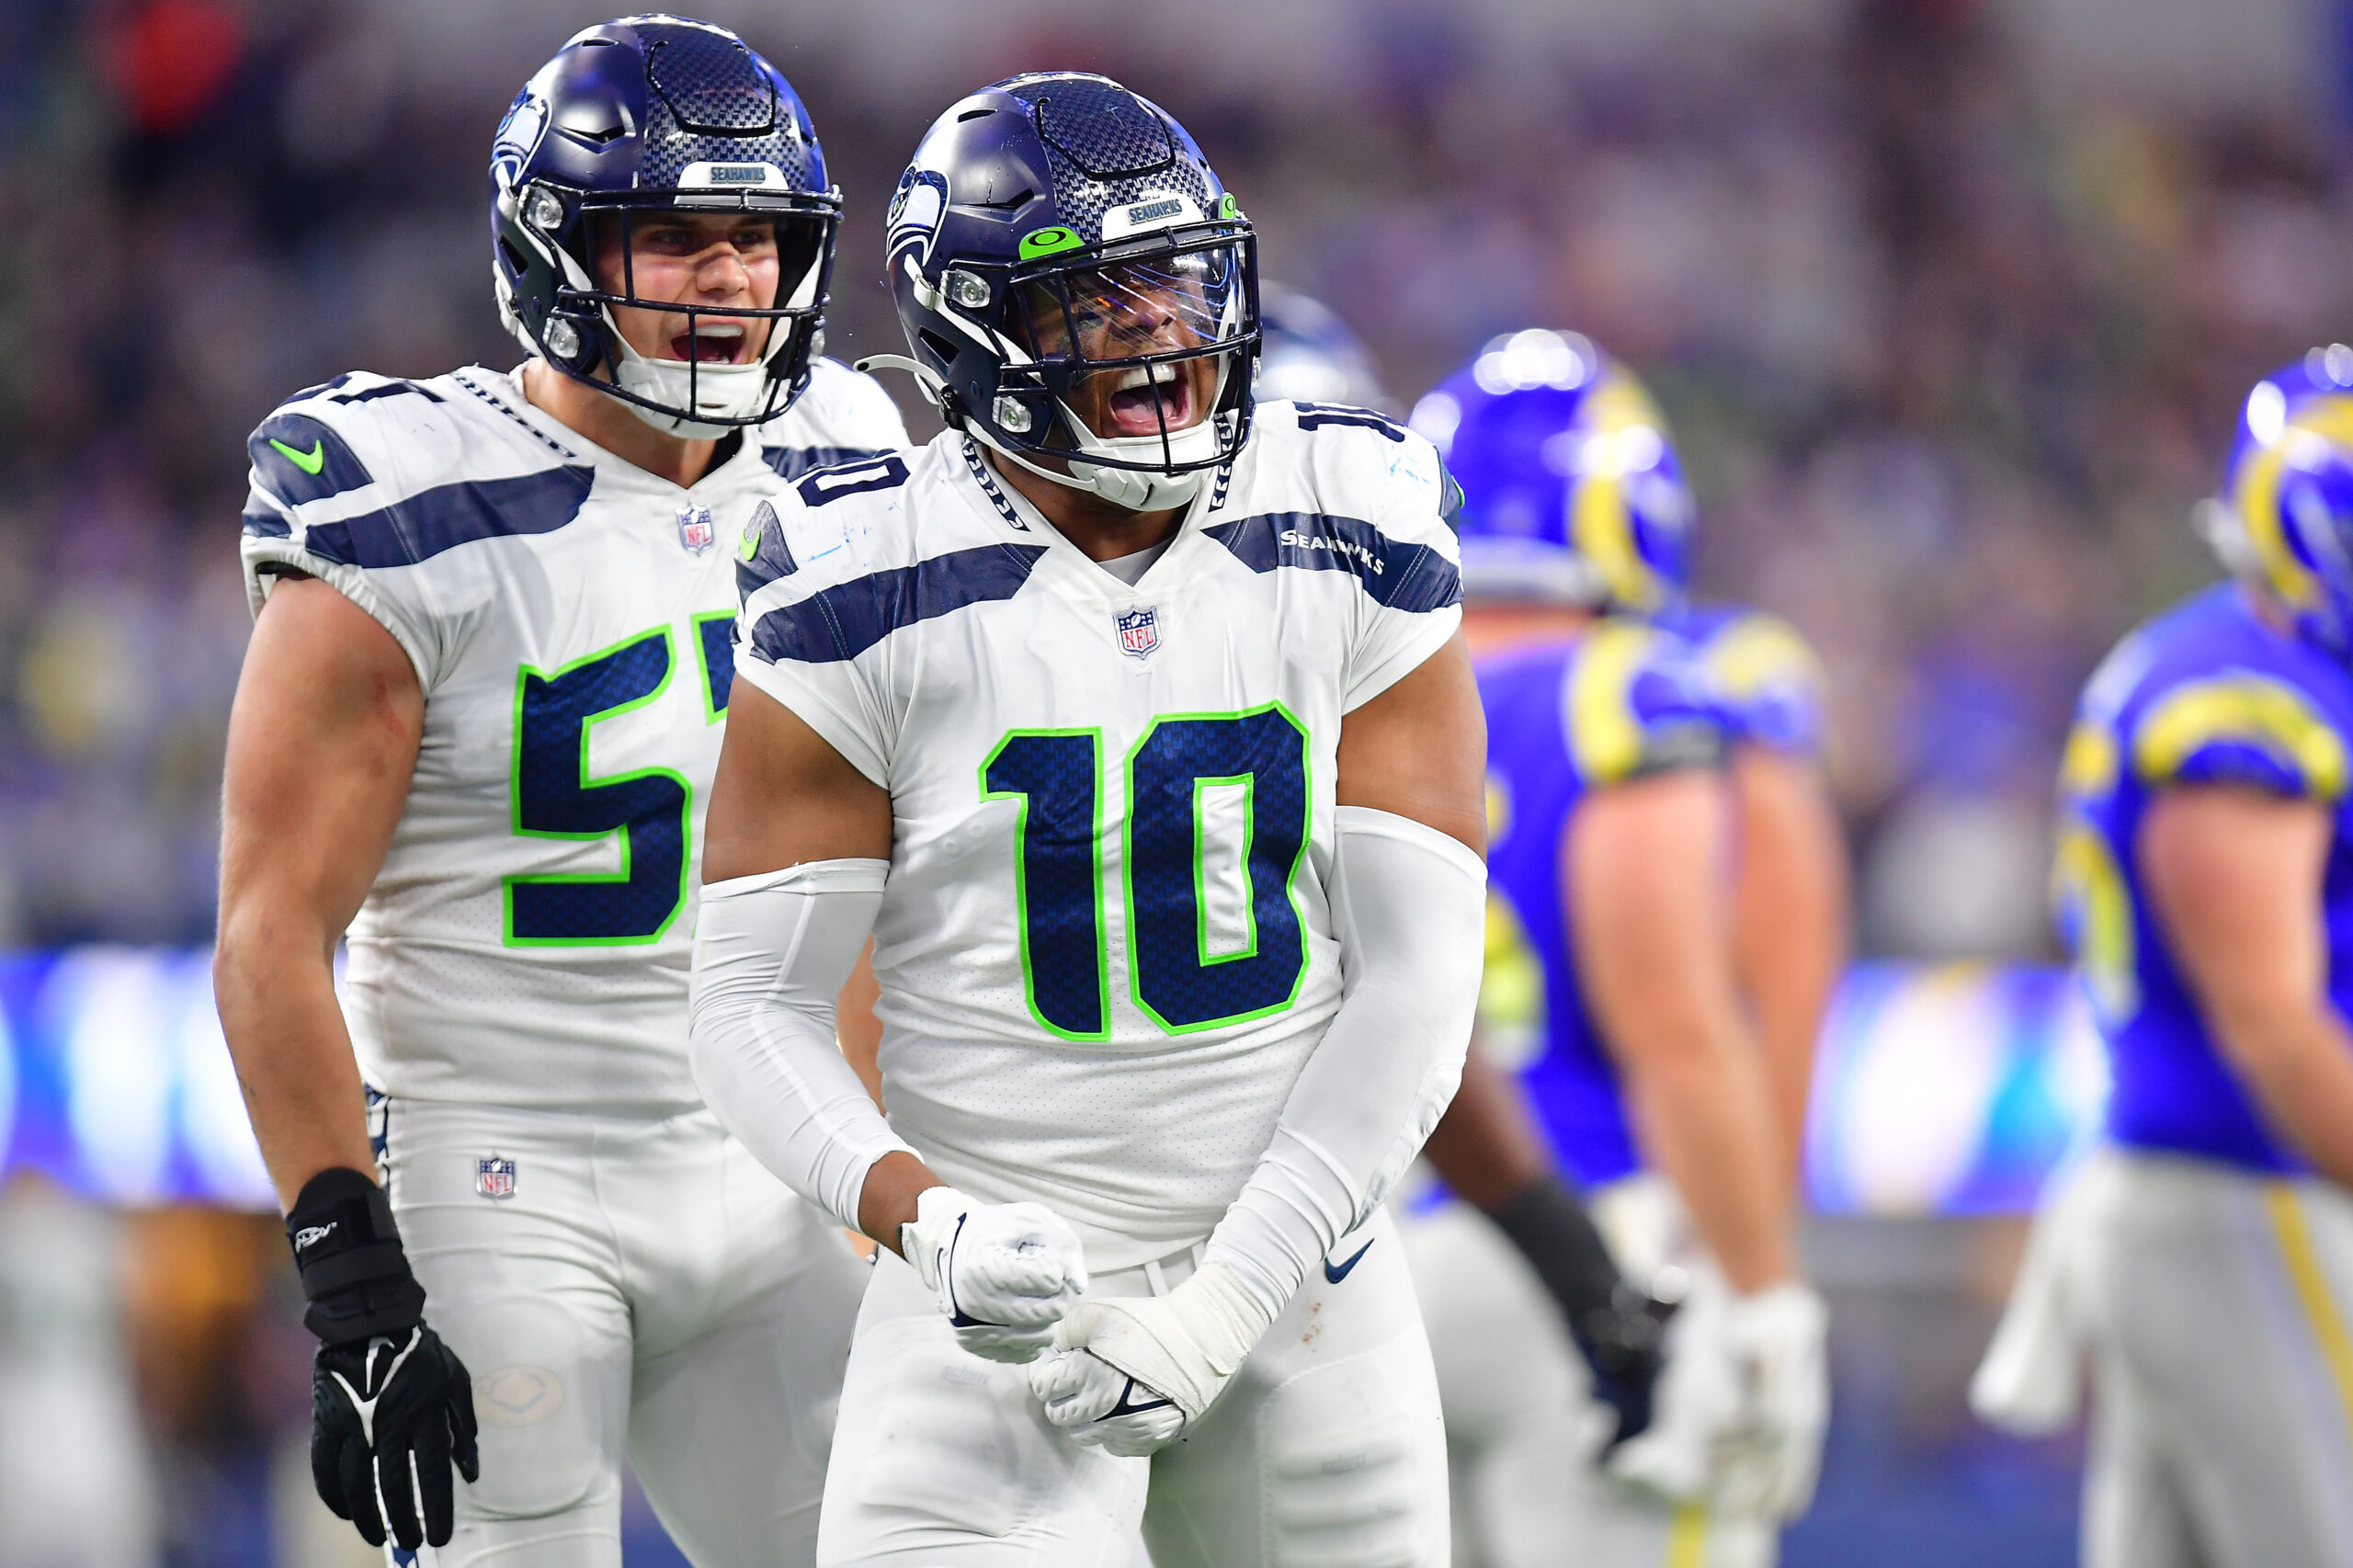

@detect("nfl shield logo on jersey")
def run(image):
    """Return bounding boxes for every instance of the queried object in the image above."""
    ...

[676,503,716,555]
[476,1154,517,1200]
[1116,606,1160,660]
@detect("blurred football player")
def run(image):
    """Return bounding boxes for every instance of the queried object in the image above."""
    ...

[1978,350,2353,1568]
[688,74,1483,1567]
[213,17,907,1564]
[1402,330,1834,1568]
[1254,282,1394,411]
[1255,290,1686,1463]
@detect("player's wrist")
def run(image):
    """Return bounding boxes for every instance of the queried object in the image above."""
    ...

[1488,1170,1625,1319]
[859,1152,946,1257]
[285,1165,426,1346]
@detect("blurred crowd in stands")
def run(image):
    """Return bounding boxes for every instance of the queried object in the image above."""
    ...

[0,0,2340,956]
[5,0,2344,961]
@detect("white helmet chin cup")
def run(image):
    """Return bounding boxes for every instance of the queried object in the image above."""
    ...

[1063,418,1223,510]
[609,328,779,440]
[1040,356,1233,511]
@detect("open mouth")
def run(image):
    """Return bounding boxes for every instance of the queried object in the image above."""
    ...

[1104,364,1197,437]
[670,322,748,364]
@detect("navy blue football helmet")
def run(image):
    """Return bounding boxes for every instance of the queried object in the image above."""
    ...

[864,74,1258,511]
[1255,285,1391,412]
[489,17,838,437]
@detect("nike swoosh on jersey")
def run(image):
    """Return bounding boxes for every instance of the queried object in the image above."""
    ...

[1323,1238,1375,1284]
[270,437,326,474]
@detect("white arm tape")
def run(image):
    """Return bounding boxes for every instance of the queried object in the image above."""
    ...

[688,858,915,1233]
[1206,805,1485,1317]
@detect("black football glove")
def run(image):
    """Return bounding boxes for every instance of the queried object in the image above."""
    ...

[1488,1172,1675,1450]
[1567,1285,1676,1450]
[287,1167,480,1550]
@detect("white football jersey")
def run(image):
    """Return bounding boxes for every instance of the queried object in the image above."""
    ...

[238,358,909,1113]
[734,403,1463,1267]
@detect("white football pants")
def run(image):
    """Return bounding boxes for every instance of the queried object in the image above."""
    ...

[816,1207,1449,1568]
[1398,1176,1779,1568]
[375,1094,871,1568]
[2067,1148,2353,1568]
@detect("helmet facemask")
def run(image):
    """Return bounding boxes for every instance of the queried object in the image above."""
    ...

[964,223,1258,511]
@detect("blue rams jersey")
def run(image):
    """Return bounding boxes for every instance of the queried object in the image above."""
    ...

[1655,602,1827,755]
[2055,584,2353,1172]
[1479,620,1729,1187]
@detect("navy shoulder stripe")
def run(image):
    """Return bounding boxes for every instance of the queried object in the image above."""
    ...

[243,494,292,540]
[249,411,374,506]
[750,544,1047,665]
[1203,512,1461,612]
[734,499,799,604]
[303,466,595,570]
[761,444,895,483]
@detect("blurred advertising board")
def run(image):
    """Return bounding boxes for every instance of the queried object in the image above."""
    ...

[0,949,2102,1214]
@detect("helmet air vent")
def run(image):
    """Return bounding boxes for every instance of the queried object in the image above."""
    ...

[1033,78,1173,179]
[645,35,777,137]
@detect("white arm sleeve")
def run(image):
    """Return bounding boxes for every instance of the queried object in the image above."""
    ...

[1204,805,1486,1317]
[688,858,916,1233]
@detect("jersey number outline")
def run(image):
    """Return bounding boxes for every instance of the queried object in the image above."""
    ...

[982,703,1312,1039]
[505,623,727,946]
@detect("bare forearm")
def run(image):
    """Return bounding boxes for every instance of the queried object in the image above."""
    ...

[856,1150,946,1254]
[1420,1046,1552,1212]
[214,917,375,1210]
[2218,1006,2353,1189]
[1732,754,1847,1194]
[1629,1015,1796,1292]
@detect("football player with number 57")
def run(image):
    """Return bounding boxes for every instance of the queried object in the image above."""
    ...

[213,17,904,1565]
[690,74,1483,1567]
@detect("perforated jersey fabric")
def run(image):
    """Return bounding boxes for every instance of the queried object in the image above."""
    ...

[237,357,906,1114]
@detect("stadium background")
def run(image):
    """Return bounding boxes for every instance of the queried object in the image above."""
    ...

[0,0,2339,1560]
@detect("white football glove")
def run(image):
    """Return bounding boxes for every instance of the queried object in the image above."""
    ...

[1712,1281,1829,1519]
[1606,1278,1828,1522]
[1605,1286,1740,1505]
[1027,1259,1270,1456]
[899,1187,1088,1364]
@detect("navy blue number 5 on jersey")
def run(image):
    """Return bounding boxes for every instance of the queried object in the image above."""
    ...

[984,704,1311,1038]
[506,629,691,945]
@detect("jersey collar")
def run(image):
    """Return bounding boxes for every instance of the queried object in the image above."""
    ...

[479,363,775,501]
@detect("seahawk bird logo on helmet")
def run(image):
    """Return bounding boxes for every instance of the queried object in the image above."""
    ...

[487,16,841,438]
[858,74,1262,514]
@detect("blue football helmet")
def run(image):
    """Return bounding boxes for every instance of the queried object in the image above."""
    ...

[2209,345,2353,660]
[1410,330,1694,611]
[864,74,1258,512]
[1255,284,1391,411]
[489,17,838,437]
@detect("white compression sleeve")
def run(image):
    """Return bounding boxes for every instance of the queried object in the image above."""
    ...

[688,858,915,1233]
[1205,805,1486,1318]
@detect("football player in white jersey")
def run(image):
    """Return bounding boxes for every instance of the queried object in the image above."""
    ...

[688,75,1486,1567]
[212,18,906,1566]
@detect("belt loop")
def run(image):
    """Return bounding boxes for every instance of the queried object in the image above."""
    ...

[1142,1258,1169,1298]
